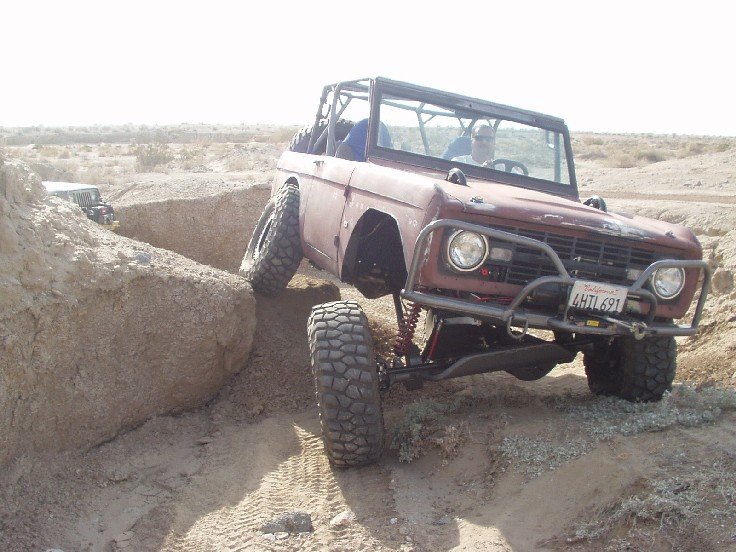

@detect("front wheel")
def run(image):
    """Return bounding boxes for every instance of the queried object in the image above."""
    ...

[308,301,384,467]
[240,184,302,295]
[584,336,677,402]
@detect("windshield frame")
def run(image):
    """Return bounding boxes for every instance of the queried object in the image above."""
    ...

[365,78,579,200]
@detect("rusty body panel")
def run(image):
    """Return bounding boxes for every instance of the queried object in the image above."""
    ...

[275,150,703,321]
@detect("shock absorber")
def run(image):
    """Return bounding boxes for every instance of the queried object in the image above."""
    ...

[393,301,422,357]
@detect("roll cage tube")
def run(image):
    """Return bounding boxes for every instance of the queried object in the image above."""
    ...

[307,78,371,156]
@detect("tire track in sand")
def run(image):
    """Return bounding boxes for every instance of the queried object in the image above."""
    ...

[162,415,395,551]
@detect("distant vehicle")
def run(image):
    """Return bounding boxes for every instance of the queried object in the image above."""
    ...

[42,181,119,230]
[241,77,711,468]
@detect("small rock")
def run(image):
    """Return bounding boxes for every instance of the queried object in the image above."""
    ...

[389,517,398,525]
[712,269,734,295]
[329,509,356,528]
[262,534,276,542]
[114,532,134,543]
[731,371,736,380]
[432,515,451,526]
[45,549,65,552]
[196,437,213,445]
[274,532,289,540]
[135,251,151,264]
[261,511,313,534]
[108,470,130,483]
[399,525,410,536]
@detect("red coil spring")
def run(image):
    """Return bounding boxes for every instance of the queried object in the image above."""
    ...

[393,302,422,356]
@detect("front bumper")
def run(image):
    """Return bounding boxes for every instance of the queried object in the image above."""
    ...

[401,220,711,338]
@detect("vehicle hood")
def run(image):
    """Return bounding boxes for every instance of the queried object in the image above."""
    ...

[430,174,698,251]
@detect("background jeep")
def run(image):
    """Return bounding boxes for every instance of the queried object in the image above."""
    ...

[43,181,119,229]
[241,78,711,467]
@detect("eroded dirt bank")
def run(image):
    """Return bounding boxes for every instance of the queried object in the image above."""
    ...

[0,156,256,468]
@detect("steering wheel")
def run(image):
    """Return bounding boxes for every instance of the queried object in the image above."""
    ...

[484,158,529,176]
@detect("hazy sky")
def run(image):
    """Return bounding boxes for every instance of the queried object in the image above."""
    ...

[2,1,733,135]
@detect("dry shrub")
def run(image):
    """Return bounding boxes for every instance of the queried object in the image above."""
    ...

[177,147,206,170]
[582,136,605,146]
[97,144,117,158]
[133,144,174,172]
[76,167,121,187]
[227,157,253,171]
[37,146,60,158]
[635,149,668,163]
[268,126,299,143]
[566,385,736,440]
[390,398,467,462]
[578,147,607,161]
[499,435,592,479]
[607,154,637,168]
[433,422,468,459]
[684,141,705,156]
[569,466,733,549]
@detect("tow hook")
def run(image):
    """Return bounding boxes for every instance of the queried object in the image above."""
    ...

[631,321,647,340]
[506,315,529,340]
[601,316,648,340]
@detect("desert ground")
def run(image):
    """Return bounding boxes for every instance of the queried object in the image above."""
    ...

[1,125,735,552]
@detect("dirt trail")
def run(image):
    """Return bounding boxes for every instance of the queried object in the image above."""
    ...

[1,133,736,551]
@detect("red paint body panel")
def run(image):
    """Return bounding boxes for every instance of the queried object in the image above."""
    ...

[275,135,703,321]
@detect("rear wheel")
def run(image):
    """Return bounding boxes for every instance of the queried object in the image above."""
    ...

[308,301,384,467]
[240,184,302,295]
[584,336,677,401]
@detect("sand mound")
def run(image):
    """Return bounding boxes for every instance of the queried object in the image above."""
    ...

[0,157,256,467]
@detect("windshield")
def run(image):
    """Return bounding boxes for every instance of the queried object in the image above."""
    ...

[375,95,572,187]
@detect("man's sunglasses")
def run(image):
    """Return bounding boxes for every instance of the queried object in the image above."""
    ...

[473,135,495,143]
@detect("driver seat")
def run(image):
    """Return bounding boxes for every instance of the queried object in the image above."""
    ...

[335,119,393,162]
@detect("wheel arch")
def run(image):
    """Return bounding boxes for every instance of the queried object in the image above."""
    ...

[341,208,408,299]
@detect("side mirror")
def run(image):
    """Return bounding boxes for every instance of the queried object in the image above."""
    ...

[583,195,608,212]
[446,167,468,186]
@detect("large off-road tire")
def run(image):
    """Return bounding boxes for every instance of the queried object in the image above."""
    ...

[584,336,677,402]
[239,184,302,295]
[289,119,354,154]
[308,301,384,467]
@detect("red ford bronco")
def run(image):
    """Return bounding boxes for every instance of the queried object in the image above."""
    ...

[241,78,711,467]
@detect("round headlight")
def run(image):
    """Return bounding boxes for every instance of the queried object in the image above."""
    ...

[447,230,488,272]
[651,267,685,299]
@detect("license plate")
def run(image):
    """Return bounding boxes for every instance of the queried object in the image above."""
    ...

[568,281,628,314]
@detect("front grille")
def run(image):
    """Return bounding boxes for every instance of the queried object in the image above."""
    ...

[485,226,657,286]
[71,191,96,209]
